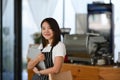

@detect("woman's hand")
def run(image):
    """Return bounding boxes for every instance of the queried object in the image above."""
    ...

[33,67,40,74]
[27,53,45,70]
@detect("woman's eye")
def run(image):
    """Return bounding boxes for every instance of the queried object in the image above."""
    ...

[47,26,51,29]
[42,26,52,30]
[48,28,52,30]
[42,28,45,30]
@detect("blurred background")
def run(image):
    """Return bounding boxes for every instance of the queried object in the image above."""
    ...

[1,0,120,80]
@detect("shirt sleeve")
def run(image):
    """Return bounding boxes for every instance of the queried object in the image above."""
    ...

[53,42,66,57]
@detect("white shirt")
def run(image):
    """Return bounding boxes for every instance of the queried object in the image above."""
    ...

[38,41,66,63]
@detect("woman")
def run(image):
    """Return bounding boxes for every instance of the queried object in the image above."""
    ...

[27,17,66,80]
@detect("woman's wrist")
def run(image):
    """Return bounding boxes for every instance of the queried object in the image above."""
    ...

[37,71,41,76]
[37,73,41,76]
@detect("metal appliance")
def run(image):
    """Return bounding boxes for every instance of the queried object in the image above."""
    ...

[87,3,114,65]
[63,34,91,64]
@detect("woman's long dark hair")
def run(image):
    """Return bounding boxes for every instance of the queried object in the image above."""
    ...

[40,17,61,48]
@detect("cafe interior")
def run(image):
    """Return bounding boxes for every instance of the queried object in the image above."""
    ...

[1,0,120,80]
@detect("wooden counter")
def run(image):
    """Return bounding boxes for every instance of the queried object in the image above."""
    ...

[61,63,120,80]
[27,63,120,80]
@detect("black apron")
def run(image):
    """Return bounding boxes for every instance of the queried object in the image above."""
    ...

[32,47,54,80]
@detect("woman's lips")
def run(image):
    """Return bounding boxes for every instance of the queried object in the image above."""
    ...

[44,34,51,37]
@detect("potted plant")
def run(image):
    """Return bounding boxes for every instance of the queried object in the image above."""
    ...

[31,32,41,44]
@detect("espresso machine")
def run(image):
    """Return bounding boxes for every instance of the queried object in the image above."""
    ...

[87,3,114,65]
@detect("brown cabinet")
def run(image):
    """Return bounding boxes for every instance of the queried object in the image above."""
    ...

[61,63,120,80]
[99,68,120,80]
[61,64,99,80]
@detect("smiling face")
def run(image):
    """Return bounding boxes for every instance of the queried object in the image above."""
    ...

[41,21,54,44]
[41,18,61,47]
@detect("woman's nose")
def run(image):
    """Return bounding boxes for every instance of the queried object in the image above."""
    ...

[45,29,49,32]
